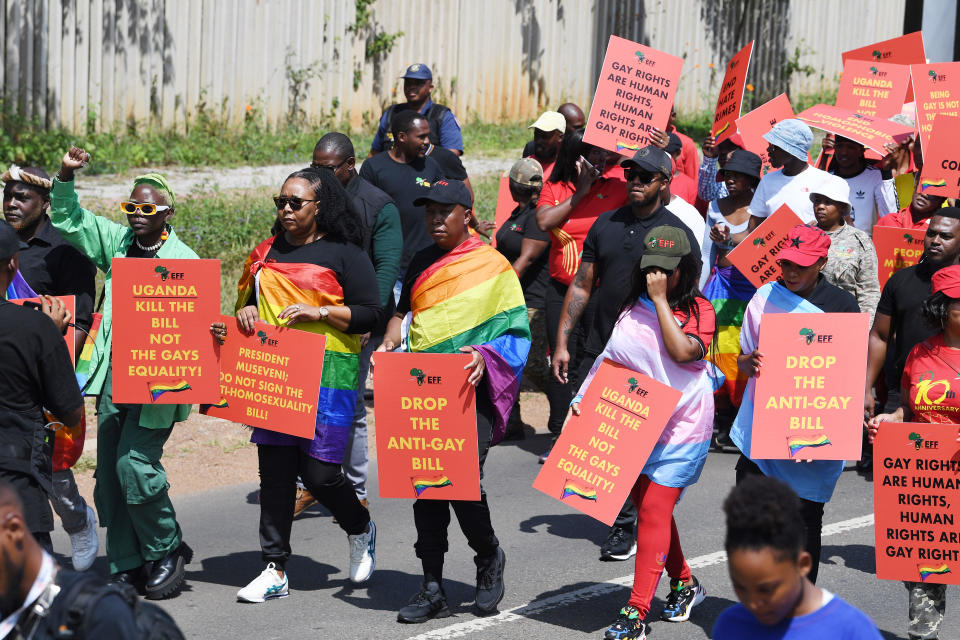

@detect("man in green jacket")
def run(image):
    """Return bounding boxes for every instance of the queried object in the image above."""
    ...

[50,146,200,600]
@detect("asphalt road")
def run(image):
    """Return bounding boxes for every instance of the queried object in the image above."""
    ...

[51,433,958,639]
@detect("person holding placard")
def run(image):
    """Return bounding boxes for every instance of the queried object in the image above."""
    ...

[822,136,897,234]
[867,265,960,640]
[665,133,697,205]
[571,225,715,639]
[48,147,212,599]
[233,167,381,603]
[732,224,860,584]
[697,134,745,207]
[378,179,530,623]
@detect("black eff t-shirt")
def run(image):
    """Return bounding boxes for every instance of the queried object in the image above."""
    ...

[802,275,861,314]
[495,202,550,308]
[876,262,940,380]
[426,146,467,181]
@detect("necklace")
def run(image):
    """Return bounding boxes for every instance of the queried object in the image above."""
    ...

[135,236,164,252]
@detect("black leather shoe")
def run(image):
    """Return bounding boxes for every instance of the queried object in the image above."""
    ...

[145,542,193,600]
[109,566,148,596]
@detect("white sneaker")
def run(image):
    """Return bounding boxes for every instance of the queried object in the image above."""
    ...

[348,521,376,583]
[69,505,99,572]
[237,563,289,603]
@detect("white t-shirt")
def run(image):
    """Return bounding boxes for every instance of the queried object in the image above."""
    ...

[748,165,831,223]
[832,165,897,234]
[665,196,705,251]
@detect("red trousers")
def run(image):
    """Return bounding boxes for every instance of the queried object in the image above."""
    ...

[627,475,691,616]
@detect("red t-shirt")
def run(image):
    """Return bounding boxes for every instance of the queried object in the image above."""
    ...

[668,126,699,183]
[671,170,698,206]
[902,333,960,424]
[876,206,931,230]
[537,170,627,285]
[674,296,717,358]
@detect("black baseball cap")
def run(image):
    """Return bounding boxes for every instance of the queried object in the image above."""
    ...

[621,146,672,178]
[413,179,473,209]
[665,132,682,155]
[0,220,27,261]
[641,225,691,271]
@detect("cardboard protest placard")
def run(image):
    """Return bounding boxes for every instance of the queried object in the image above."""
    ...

[711,41,754,143]
[915,113,960,199]
[874,422,960,584]
[843,31,926,101]
[490,173,513,248]
[373,352,480,500]
[751,312,870,460]
[201,315,325,438]
[795,104,914,155]
[835,60,911,118]
[584,35,684,155]
[10,295,76,364]
[735,93,796,176]
[873,226,926,288]
[111,258,221,404]
[532,359,682,525]
[725,205,804,288]
[911,62,960,150]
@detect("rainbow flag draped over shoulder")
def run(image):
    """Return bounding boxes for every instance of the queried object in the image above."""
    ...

[236,235,361,462]
[703,266,755,406]
[408,236,531,444]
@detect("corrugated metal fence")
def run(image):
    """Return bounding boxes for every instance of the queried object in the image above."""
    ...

[0,0,906,133]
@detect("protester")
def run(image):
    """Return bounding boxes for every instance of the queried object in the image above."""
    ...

[521,111,565,172]
[667,105,699,182]
[558,103,586,131]
[713,476,884,639]
[699,150,762,449]
[1,165,99,571]
[535,130,626,458]
[665,132,698,205]
[811,173,881,321]
[370,63,462,155]
[876,189,946,230]
[425,143,470,194]
[697,134,745,205]
[552,146,701,562]
[495,158,550,440]
[823,135,897,233]
[732,224,860,584]
[749,119,830,225]
[233,168,380,602]
[570,226,712,639]
[867,264,960,640]
[377,179,529,623]
[50,146,206,599]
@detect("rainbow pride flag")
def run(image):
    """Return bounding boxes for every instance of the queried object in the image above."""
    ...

[148,380,192,402]
[703,266,755,405]
[412,475,452,497]
[408,236,531,444]
[209,397,229,409]
[787,435,831,457]
[560,480,597,501]
[921,179,947,191]
[919,564,951,581]
[713,122,731,137]
[616,141,640,153]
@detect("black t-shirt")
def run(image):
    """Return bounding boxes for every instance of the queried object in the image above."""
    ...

[17,218,96,331]
[238,234,382,334]
[581,205,703,354]
[876,262,940,380]
[495,202,550,308]
[358,152,444,272]
[803,275,862,313]
[426,145,467,180]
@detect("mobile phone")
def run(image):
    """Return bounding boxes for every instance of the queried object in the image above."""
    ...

[579,155,597,176]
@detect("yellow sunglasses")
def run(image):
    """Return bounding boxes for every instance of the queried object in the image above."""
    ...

[120,201,170,216]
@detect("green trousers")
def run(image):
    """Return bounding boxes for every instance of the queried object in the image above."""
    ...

[94,367,181,573]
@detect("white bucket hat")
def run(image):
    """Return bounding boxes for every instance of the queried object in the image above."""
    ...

[809,173,851,209]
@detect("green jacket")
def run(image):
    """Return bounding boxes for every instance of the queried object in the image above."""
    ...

[49,178,198,428]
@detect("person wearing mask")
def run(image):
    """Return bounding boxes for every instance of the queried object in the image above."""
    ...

[733,225,860,585]
[876,189,946,230]
[521,111,565,173]
[495,158,550,440]
[370,63,462,156]
[822,135,897,233]
[1,165,99,571]
[665,133,697,205]
[697,134,745,206]
[867,265,960,640]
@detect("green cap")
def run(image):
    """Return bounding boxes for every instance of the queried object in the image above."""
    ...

[641,225,691,271]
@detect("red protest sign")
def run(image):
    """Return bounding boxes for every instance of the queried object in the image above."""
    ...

[490,173,513,248]
[373,352,480,500]
[725,205,804,288]
[795,104,914,155]
[201,315,325,438]
[111,258,221,404]
[532,359,682,525]
[584,35,684,156]
[10,295,76,364]
[873,226,926,288]
[735,93,796,176]
[915,113,960,199]
[843,32,926,101]
[711,41,754,143]
[750,312,870,460]
[835,60,911,118]
[911,62,960,150]
[874,422,960,584]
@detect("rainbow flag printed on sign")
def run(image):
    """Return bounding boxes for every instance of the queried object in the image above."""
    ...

[616,141,640,153]
[147,380,192,402]
[713,122,731,137]
[411,475,452,497]
[919,564,951,582]
[787,435,831,457]
[921,179,947,191]
[560,479,598,502]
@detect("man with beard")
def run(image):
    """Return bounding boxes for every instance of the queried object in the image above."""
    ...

[521,111,566,172]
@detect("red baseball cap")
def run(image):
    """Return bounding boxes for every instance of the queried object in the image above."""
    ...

[777,224,831,267]
[931,265,960,298]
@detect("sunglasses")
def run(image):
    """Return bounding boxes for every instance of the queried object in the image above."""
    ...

[120,201,170,216]
[273,196,319,211]
[309,158,349,171]
[625,169,661,184]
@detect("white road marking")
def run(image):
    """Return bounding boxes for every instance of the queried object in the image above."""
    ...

[403,513,874,640]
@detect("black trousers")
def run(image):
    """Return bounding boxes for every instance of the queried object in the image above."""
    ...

[413,388,499,581]
[735,455,826,584]
[258,445,370,568]
[544,278,596,435]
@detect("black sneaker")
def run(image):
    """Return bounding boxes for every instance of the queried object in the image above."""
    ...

[600,526,636,561]
[475,547,506,612]
[397,581,451,623]
[603,606,646,639]
[660,575,706,622]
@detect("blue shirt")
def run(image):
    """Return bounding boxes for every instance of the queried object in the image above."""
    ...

[370,99,463,153]
[713,594,883,640]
